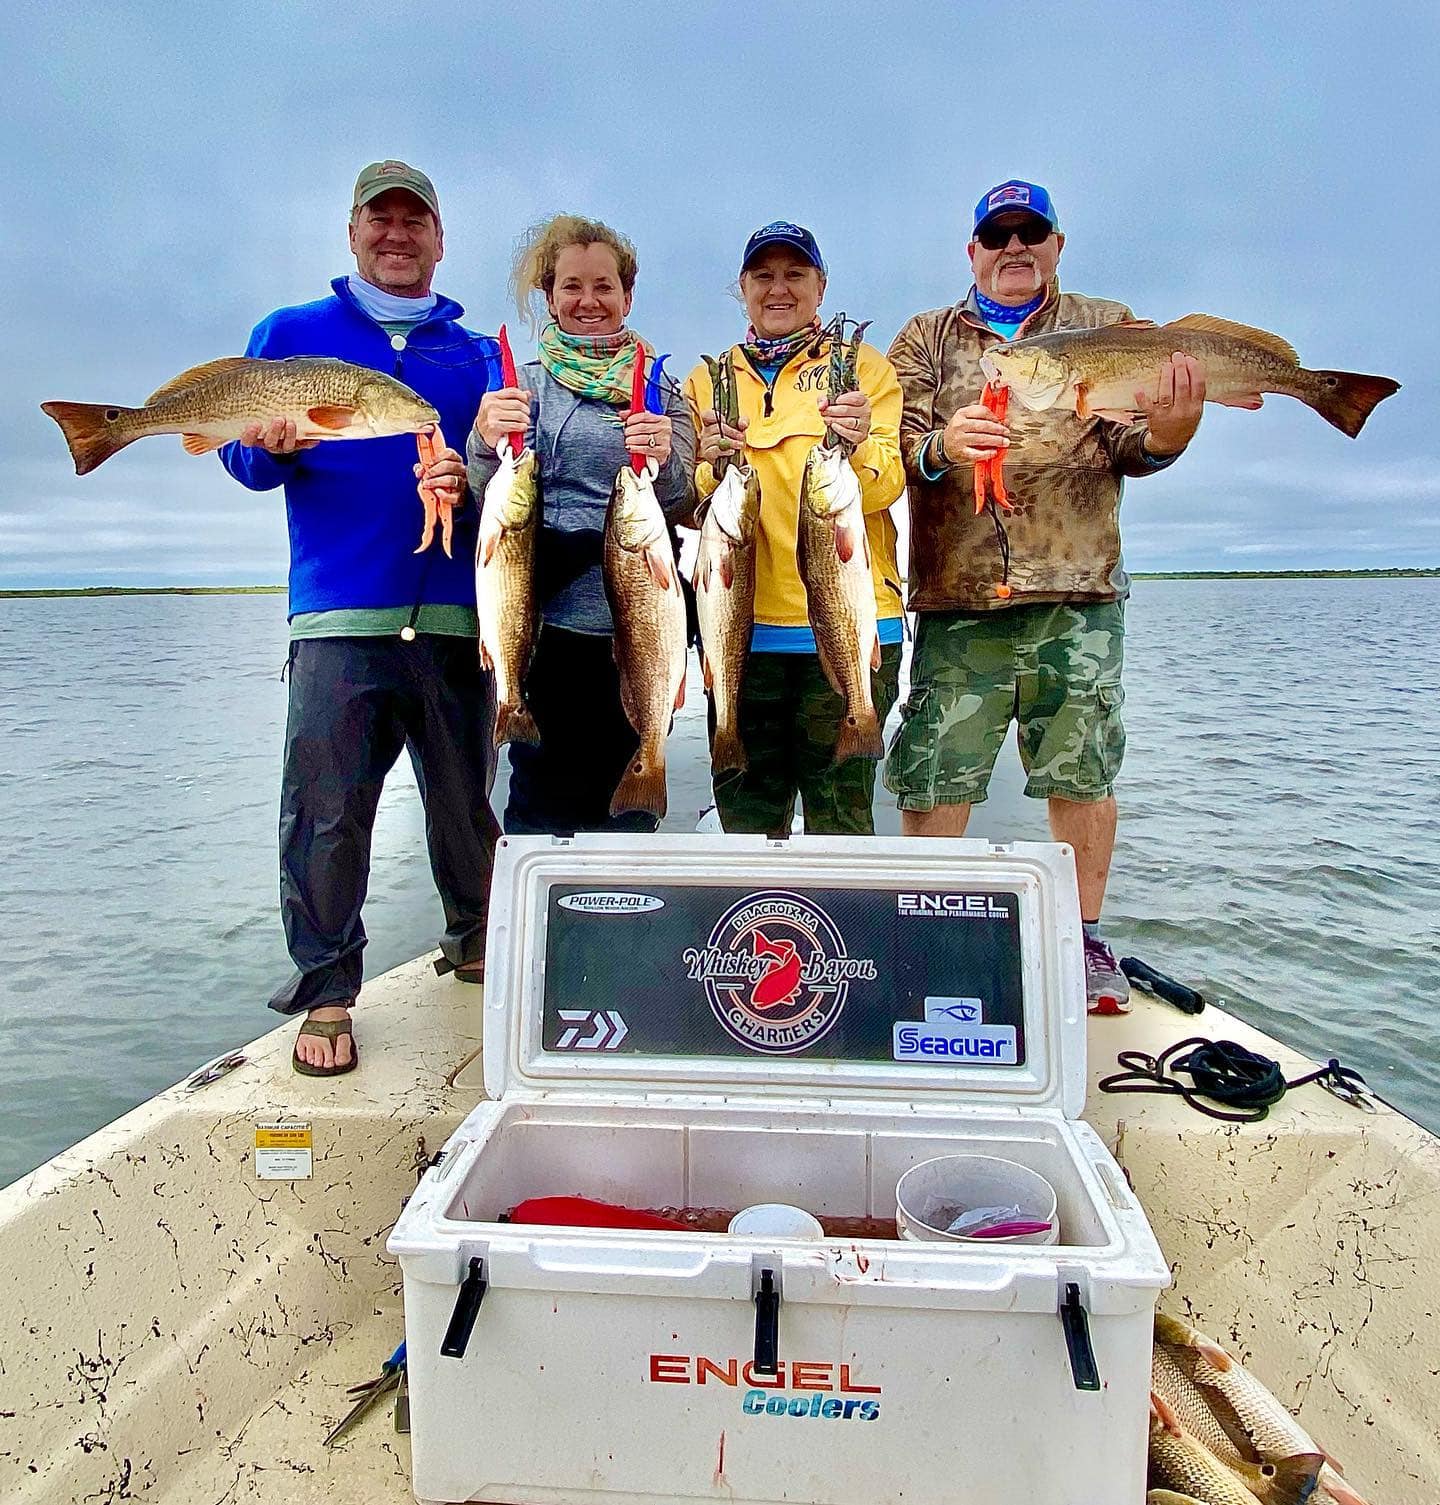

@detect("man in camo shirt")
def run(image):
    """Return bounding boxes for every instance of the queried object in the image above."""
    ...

[886,180,1205,1014]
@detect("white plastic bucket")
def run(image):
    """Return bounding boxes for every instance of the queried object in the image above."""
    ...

[728,1203,825,1239]
[895,1155,1059,1245]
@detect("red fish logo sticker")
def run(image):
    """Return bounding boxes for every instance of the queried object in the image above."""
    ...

[683,890,876,1055]
[750,931,802,1009]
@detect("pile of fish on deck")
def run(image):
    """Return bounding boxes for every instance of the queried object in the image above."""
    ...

[1149,1313,1368,1505]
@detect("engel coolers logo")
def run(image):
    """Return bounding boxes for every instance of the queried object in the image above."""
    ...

[682,890,875,1054]
[649,1354,881,1422]
[558,892,665,914]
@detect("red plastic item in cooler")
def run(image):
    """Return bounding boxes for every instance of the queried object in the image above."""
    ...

[507,1196,691,1231]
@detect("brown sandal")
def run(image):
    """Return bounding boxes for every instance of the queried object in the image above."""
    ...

[292,1015,358,1077]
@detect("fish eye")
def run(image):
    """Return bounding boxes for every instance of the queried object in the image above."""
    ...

[105,408,120,420]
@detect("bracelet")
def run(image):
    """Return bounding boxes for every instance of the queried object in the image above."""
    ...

[931,430,950,466]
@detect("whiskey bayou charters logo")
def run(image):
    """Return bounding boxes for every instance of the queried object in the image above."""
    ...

[683,890,876,1054]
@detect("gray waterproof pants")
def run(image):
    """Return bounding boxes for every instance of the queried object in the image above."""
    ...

[270,634,499,1015]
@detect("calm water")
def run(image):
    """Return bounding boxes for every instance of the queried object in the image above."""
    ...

[1,581,1437,1187]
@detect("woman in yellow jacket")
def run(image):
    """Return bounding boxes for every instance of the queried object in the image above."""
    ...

[685,221,905,836]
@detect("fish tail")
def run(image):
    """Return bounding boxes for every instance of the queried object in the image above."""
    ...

[1270,1453,1327,1505]
[711,721,748,776]
[40,401,138,475]
[1305,371,1400,437]
[495,700,540,748]
[832,705,883,765]
[610,743,668,820]
[1319,1465,1371,1505]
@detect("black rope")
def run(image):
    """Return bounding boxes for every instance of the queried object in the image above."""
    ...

[1097,1037,1369,1123]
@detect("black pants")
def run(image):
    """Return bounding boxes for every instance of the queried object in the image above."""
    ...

[504,623,658,836]
[270,634,500,1015]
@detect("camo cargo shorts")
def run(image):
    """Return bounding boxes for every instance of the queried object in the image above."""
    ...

[884,601,1126,809]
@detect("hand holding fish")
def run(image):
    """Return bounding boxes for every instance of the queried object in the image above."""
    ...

[474,387,533,452]
[238,417,321,455]
[943,401,1010,463]
[818,391,871,448]
[698,407,748,467]
[1137,352,1209,456]
[622,410,672,466]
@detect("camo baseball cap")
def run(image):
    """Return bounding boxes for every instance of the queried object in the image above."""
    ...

[352,160,440,220]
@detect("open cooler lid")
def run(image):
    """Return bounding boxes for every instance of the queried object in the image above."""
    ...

[482,835,1087,1118]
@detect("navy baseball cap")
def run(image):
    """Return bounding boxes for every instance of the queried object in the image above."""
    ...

[740,220,826,274]
[973,181,1059,235]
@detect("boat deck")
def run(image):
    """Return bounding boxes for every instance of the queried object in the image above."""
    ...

[2,953,1437,1504]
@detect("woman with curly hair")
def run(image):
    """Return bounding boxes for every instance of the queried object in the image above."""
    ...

[467,214,695,834]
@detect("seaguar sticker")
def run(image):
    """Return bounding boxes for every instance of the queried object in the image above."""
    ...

[893,1020,1018,1064]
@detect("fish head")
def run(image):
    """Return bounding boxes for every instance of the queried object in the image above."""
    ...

[608,463,667,553]
[801,442,861,520]
[352,372,442,436]
[707,463,761,545]
[483,445,538,529]
[980,343,1069,411]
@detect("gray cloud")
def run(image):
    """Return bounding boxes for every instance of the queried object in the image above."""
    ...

[4,1,1434,586]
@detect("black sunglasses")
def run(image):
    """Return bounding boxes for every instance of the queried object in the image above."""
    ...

[975,218,1053,251]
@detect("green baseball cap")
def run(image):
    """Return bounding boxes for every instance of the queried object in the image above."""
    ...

[352,160,440,220]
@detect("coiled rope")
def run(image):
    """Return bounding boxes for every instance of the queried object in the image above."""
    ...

[1097,1037,1369,1122]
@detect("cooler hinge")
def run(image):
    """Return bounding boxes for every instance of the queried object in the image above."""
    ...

[1058,1277,1100,1391]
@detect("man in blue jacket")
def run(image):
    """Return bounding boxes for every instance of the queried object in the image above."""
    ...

[222,160,499,1076]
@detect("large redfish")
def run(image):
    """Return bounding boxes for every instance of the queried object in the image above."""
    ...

[42,357,438,474]
[603,465,687,820]
[981,315,1398,437]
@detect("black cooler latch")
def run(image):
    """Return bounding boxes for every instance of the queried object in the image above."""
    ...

[752,1266,780,1376]
[1060,1281,1100,1391]
[441,1256,488,1359]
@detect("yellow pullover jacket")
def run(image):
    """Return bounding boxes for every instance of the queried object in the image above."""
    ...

[684,341,906,631]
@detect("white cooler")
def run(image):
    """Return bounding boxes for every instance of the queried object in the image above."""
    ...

[389,835,1169,1505]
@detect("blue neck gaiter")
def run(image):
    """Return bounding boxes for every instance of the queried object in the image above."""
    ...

[974,286,1045,328]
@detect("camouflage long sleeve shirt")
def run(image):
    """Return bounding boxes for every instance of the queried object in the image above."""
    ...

[887,285,1176,612]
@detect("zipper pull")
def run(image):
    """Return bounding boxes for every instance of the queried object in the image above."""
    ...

[391,331,407,378]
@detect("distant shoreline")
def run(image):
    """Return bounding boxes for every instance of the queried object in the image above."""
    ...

[2,569,1437,600]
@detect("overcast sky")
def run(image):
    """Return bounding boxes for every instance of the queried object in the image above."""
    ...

[4,0,1435,586]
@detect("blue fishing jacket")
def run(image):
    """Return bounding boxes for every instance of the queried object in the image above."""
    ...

[220,278,498,617]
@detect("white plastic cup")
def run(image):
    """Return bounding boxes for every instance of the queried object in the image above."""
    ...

[895,1155,1059,1246]
[728,1203,824,1240]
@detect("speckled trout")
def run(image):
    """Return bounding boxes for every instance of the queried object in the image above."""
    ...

[796,442,882,765]
[694,462,761,775]
[980,315,1398,437]
[603,465,687,820]
[476,444,540,748]
[42,356,439,474]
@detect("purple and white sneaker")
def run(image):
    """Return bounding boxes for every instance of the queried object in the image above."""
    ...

[1084,934,1131,1016]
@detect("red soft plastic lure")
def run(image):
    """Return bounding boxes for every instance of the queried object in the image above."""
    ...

[627,343,648,475]
[497,323,525,457]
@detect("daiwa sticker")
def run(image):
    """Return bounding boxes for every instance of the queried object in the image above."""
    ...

[924,996,984,1023]
[683,890,875,1055]
[893,1020,1019,1064]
